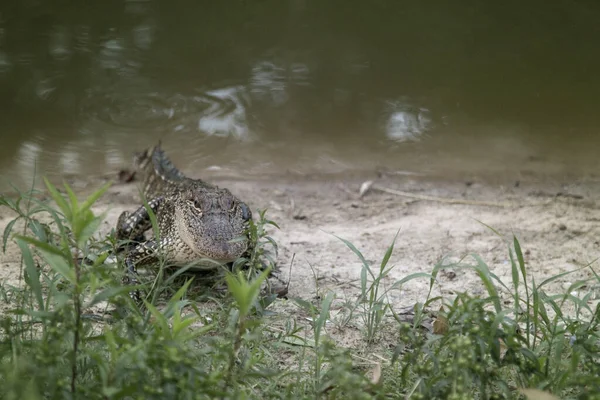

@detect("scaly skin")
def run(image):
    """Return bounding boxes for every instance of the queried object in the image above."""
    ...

[117,142,252,299]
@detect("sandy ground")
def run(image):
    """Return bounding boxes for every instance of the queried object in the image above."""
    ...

[2,170,600,324]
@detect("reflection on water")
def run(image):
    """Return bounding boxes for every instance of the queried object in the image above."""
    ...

[250,60,311,106]
[198,86,252,140]
[16,141,42,186]
[0,0,599,190]
[384,99,434,142]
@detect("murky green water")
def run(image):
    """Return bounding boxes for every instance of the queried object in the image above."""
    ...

[1,0,599,190]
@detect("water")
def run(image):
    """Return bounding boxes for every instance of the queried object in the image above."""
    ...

[1,0,599,190]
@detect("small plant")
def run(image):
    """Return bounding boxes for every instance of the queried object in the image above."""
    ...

[293,291,334,390]
[390,236,600,400]
[0,181,286,399]
[335,232,430,343]
[2,180,600,399]
[395,293,520,399]
[233,208,279,277]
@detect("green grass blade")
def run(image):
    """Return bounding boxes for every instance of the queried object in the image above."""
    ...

[315,292,334,342]
[77,212,106,248]
[538,268,585,290]
[3,217,19,252]
[16,238,76,284]
[508,243,519,292]
[143,301,171,334]
[63,183,80,213]
[473,219,504,238]
[80,181,112,212]
[87,286,133,308]
[43,177,71,219]
[14,235,65,257]
[15,238,44,310]
[513,236,527,282]
[391,272,431,290]
[379,230,399,272]
[471,254,501,313]
[168,278,194,304]
[333,234,374,279]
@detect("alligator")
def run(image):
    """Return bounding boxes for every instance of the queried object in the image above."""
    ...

[116,142,252,299]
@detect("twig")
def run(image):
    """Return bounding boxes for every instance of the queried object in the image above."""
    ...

[373,186,512,208]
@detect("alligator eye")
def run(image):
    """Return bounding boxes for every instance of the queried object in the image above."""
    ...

[240,203,252,221]
[189,194,211,211]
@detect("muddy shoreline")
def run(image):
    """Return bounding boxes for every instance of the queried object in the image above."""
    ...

[2,171,600,317]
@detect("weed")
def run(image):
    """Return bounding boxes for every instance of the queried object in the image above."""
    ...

[336,231,430,344]
[1,181,599,399]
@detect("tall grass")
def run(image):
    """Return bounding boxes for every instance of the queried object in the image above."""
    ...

[0,181,599,399]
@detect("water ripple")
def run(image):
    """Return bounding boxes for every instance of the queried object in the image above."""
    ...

[197,86,252,140]
[250,59,311,106]
[384,98,434,142]
[79,84,253,140]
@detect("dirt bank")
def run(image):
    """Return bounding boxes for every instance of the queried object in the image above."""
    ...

[2,171,600,318]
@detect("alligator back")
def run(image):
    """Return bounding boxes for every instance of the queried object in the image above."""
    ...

[133,142,213,199]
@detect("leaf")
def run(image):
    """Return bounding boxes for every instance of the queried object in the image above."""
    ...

[36,248,75,284]
[3,217,19,252]
[247,267,271,302]
[314,292,334,342]
[360,263,367,297]
[292,297,318,315]
[77,212,106,248]
[0,195,17,211]
[31,201,68,237]
[226,268,270,319]
[80,181,112,212]
[168,279,193,305]
[471,253,501,313]
[43,177,71,219]
[226,273,245,312]
[283,336,316,347]
[432,306,449,335]
[142,301,170,334]
[333,234,373,279]
[379,230,399,272]
[428,259,445,294]
[520,348,541,371]
[508,242,519,291]
[87,286,133,308]
[532,279,550,327]
[473,218,505,238]
[16,239,44,310]
[391,272,432,290]
[263,218,280,229]
[263,236,279,253]
[171,313,197,337]
[91,251,110,268]
[64,183,80,213]
[228,235,249,244]
[514,235,527,282]
[14,235,65,257]
[163,264,195,286]
[538,268,583,290]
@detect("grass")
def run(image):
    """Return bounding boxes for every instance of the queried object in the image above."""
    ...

[1,180,600,399]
